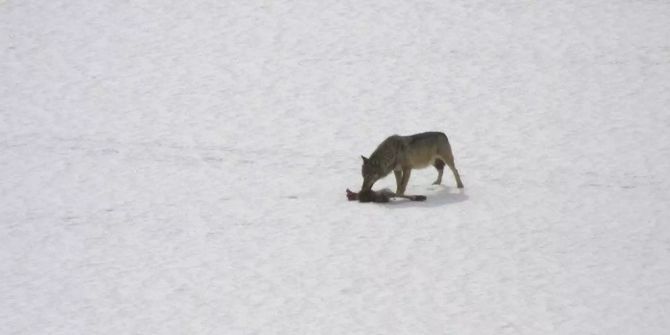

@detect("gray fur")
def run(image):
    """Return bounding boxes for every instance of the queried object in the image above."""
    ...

[361,131,464,195]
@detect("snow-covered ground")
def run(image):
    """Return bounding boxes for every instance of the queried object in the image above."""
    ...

[2,0,670,334]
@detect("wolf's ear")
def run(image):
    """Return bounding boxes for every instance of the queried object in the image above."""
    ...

[361,155,369,163]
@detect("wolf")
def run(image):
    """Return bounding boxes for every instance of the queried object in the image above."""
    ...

[361,131,464,195]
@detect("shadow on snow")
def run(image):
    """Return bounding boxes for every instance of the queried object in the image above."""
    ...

[386,185,469,208]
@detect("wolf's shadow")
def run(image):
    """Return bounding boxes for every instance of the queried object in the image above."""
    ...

[386,185,468,208]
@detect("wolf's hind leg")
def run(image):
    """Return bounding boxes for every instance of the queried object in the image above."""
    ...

[445,156,464,188]
[439,146,464,188]
[433,159,445,185]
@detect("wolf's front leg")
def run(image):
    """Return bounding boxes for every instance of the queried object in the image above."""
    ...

[397,167,412,195]
[394,169,403,193]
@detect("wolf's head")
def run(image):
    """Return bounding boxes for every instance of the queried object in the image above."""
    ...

[361,155,383,191]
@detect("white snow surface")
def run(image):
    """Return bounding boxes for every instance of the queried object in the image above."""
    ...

[2,0,670,334]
